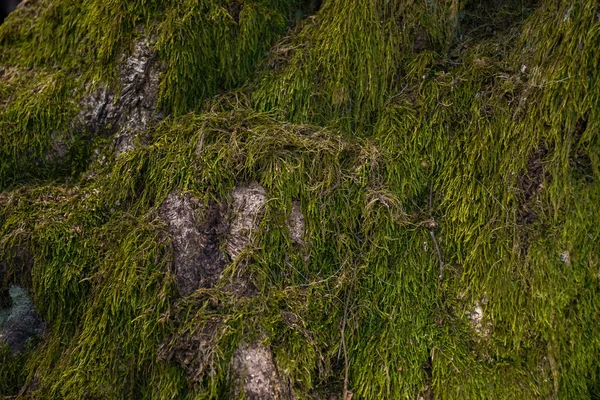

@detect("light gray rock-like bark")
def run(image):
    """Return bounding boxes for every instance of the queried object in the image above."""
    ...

[226,183,267,261]
[0,285,45,354]
[159,182,269,297]
[286,201,305,246]
[222,183,268,298]
[226,184,292,398]
[159,191,227,296]
[232,341,287,400]
[77,34,162,156]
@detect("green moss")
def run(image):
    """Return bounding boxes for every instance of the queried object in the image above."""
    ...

[1,0,599,399]
[0,69,81,189]
[0,344,30,396]
[0,0,163,76]
[157,0,304,115]
[0,0,308,189]
[1,0,305,112]
[252,0,461,134]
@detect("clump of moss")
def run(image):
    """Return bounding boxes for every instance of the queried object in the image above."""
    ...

[253,0,462,134]
[0,0,159,76]
[1,0,307,111]
[0,100,420,396]
[1,0,599,399]
[0,69,82,189]
[157,0,305,115]
[0,0,310,190]
[0,344,30,396]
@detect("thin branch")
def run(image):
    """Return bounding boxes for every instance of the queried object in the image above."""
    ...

[341,285,352,400]
[429,184,433,210]
[428,185,444,280]
[430,229,444,280]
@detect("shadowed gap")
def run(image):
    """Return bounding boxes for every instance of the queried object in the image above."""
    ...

[0,0,20,24]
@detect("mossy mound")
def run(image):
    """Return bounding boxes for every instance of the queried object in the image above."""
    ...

[0,0,599,399]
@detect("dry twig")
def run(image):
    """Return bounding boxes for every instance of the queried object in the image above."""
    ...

[428,185,444,279]
[430,229,444,279]
[341,285,351,400]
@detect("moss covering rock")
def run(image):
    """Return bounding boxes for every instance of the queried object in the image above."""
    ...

[0,0,599,399]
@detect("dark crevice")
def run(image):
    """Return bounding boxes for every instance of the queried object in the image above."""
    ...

[0,0,20,24]
[516,144,551,256]
[570,117,594,184]
[458,0,540,39]
[419,355,434,400]
[0,287,11,309]
[517,145,550,226]
[573,117,588,141]
[571,150,594,183]
[301,0,322,15]
[293,0,323,23]
[450,0,541,58]
[226,0,242,24]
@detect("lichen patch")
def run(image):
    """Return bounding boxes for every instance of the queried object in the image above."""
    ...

[465,296,491,339]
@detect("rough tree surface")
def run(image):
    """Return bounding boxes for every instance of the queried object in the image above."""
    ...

[159,191,227,296]
[231,340,285,400]
[0,285,45,354]
[78,35,162,155]
[0,0,599,399]
[226,183,267,261]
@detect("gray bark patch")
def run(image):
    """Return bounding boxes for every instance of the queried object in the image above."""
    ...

[45,132,73,163]
[77,34,162,156]
[159,191,228,296]
[160,183,268,296]
[226,183,267,261]
[0,285,45,354]
[286,201,305,246]
[232,341,284,400]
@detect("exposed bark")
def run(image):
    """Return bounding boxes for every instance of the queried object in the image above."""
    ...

[159,191,228,296]
[0,285,45,354]
[226,183,267,262]
[77,35,162,156]
[232,340,289,400]
[286,201,305,247]
[159,183,297,398]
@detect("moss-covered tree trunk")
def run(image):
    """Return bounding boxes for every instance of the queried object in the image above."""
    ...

[0,0,599,398]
